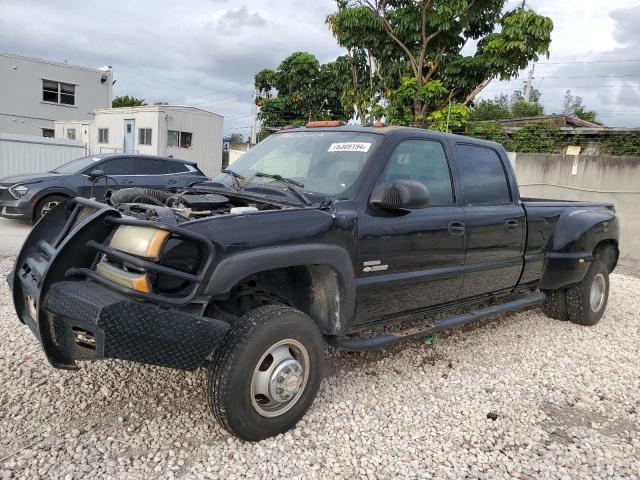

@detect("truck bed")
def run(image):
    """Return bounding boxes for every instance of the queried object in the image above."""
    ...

[521,198,615,211]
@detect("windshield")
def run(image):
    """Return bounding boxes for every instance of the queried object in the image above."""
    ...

[212,131,381,198]
[52,155,103,174]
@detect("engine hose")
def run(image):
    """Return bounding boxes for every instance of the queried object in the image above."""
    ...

[109,187,173,206]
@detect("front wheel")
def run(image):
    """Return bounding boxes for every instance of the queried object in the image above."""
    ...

[34,194,67,221]
[207,305,325,441]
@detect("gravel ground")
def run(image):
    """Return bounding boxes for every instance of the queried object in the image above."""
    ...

[0,256,638,479]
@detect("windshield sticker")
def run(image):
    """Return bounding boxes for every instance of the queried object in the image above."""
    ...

[328,142,372,153]
[281,132,327,138]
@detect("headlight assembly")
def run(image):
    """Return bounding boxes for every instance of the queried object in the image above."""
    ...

[109,226,170,261]
[9,184,29,199]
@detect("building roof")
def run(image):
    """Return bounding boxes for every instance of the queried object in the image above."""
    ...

[0,52,111,74]
[477,114,604,129]
[92,104,223,119]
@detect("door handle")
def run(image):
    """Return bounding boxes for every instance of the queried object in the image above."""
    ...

[505,219,519,232]
[448,221,466,236]
[167,179,178,185]
[121,179,134,185]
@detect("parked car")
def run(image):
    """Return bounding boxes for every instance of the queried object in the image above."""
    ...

[9,124,619,441]
[0,154,207,221]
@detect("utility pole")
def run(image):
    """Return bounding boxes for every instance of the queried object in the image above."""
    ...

[250,89,258,145]
[523,66,535,102]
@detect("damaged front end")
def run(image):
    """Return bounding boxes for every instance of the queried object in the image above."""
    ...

[9,197,229,371]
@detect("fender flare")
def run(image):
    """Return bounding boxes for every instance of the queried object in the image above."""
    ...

[203,244,356,333]
[33,188,76,205]
[539,209,619,290]
[550,209,619,253]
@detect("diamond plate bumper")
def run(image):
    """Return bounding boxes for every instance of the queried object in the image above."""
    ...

[41,280,229,370]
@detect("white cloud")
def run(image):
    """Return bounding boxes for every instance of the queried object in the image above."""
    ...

[2,0,639,132]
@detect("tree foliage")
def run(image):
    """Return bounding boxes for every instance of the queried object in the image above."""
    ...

[470,89,544,120]
[562,90,597,122]
[327,0,553,127]
[255,52,354,129]
[112,95,146,108]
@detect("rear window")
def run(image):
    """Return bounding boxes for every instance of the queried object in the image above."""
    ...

[101,157,134,176]
[135,158,169,175]
[168,162,189,173]
[456,144,511,205]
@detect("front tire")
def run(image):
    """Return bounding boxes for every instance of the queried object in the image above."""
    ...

[565,258,609,326]
[207,305,325,441]
[34,194,66,221]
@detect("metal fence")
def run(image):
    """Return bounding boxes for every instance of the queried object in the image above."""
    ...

[0,133,87,178]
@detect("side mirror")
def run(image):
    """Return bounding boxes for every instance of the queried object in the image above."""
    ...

[88,169,105,180]
[370,180,430,210]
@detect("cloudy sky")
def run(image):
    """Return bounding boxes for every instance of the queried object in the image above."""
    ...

[2,0,639,135]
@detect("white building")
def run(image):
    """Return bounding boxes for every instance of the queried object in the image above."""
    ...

[0,53,113,137]
[56,105,224,177]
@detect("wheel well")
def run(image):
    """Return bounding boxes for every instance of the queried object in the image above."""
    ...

[207,265,343,335]
[594,240,619,273]
[33,193,69,219]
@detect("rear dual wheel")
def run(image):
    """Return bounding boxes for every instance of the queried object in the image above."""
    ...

[543,258,609,326]
[207,305,325,441]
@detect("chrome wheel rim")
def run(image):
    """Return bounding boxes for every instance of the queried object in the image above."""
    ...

[590,273,606,312]
[41,200,60,216]
[250,339,310,418]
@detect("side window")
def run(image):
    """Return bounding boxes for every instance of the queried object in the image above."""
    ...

[135,158,169,175]
[456,145,511,205]
[381,140,454,207]
[101,158,134,176]
[168,162,189,173]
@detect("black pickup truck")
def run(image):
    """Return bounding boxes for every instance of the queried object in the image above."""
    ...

[9,124,619,441]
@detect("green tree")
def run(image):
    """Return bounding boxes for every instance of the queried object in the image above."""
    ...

[327,1,553,127]
[469,95,511,120]
[562,90,597,122]
[112,95,146,108]
[255,52,353,130]
[228,133,245,144]
[510,100,544,117]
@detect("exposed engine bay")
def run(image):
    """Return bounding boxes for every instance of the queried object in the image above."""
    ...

[108,187,286,224]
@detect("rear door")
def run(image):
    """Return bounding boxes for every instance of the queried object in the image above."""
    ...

[454,143,525,297]
[134,157,171,188]
[167,161,207,187]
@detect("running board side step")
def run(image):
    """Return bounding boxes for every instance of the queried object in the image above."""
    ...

[327,292,545,351]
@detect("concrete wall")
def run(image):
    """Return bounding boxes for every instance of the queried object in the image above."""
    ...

[0,133,86,177]
[0,53,112,136]
[512,153,640,270]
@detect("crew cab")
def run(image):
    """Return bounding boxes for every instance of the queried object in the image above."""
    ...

[9,124,619,441]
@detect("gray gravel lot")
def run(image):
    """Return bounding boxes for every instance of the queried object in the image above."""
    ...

[0,255,639,479]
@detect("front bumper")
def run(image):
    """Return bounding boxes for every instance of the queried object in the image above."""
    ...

[39,281,228,370]
[10,197,228,370]
[0,200,31,219]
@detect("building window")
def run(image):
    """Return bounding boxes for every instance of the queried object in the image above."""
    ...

[67,128,76,140]
[138,128,152,145]
[42,128,55,138]
[167,130,193,148]
[42,80,76,106]
[98,128,109,144]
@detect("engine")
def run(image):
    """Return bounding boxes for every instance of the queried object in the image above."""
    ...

[108,187,278,223]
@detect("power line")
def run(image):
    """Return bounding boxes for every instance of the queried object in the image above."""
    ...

[181,81,253,102]
[535,59,640,65]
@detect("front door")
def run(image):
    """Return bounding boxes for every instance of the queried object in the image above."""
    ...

[123,120,135,153]
[355,139,466,324]
[454,143,525,298]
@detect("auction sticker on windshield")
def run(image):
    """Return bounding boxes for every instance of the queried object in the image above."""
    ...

[328,142,372,153]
